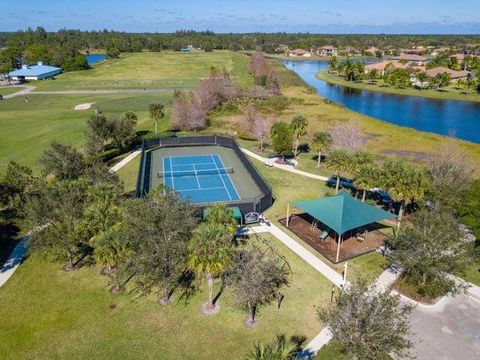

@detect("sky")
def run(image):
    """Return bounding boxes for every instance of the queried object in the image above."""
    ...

[3,0,480,34]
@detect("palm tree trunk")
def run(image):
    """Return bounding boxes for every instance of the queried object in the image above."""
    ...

[251,305,257,322]
[317,151,321,167]
[397,201,405,230]
[335,175,340,194]
[294,138,299,158]
[67,250,73,269]
[155,120,158,134]
[207,274,214,307]
[362,190,366,202]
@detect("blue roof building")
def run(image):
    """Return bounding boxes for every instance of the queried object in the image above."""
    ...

[9,62,62,81]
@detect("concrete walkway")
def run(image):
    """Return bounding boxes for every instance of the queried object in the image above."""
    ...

[0,236,28,287]
[33,88,175,95]
[241,148,353,187]
[3,86,36,99]
[250,223,344,287]
[109,150,141,173]
[249,222,345,356]
[3,85,181,99]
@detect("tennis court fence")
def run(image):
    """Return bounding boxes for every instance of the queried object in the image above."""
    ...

[135,135,273,213]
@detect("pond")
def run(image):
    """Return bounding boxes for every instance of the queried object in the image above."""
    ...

[86,53,107,65]
[283,60,480,144]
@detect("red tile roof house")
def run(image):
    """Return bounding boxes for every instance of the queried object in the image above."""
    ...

[425,67,470,82]
[364,60,406,76]
[288,49,311,57]
[392,54,428,66]
[318,46,337,57]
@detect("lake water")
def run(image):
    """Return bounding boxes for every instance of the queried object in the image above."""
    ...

[283,60,480,144]
[86,54,107,65]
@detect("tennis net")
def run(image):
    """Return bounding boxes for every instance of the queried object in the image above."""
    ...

[157,167,234,178]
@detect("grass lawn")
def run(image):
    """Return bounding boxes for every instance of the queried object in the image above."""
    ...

[0,231,332,360]
[116,155,140,194]
[0,86,23,96]
[31,51,253,91]
[458,261,480,286]
[317,71,480,103]
[0,93,172,170]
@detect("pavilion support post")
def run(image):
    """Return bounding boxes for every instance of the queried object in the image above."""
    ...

[286,203,290,227]
[335,233,342,263]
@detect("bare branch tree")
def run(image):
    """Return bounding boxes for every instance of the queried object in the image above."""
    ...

[329,121,365,152]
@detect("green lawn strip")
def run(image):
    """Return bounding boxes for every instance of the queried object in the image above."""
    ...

[115,156,140,194]
[0,231,331,359]
[0,93,172,170]
[458,261,480,286]
[31,51,253,92]
[316,71,480,103]
[0,87,24,96]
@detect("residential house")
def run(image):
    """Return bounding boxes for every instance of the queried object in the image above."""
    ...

[318,46,337,57]
[364,61,406,76]
[425,66,470,82]
[288,49,311,57]
[392,54,428,66]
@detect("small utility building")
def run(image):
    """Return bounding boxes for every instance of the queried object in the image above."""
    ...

[9,62,61,81]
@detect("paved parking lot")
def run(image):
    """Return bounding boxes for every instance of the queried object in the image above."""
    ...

[409,294,480,359]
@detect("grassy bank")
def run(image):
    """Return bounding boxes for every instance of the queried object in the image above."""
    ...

[31,51,253,91]
[317,71,480,103]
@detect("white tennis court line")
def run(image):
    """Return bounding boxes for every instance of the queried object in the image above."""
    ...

[169,156,175,189]
[210,154,232,201]
[215,154,240,200]
[177,186,228,192]
[171,161,216,168]
[192,164,201,189]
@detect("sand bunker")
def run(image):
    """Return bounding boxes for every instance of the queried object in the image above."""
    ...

[74,102,94,111]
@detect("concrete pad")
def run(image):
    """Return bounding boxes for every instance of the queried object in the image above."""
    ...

[409,294,480,360]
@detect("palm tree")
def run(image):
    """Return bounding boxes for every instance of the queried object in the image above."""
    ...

[382,160,429,229]
[311,131,332,167]
[205,203,237,235]
[93,225,130,275]
[355,163,381,202]
[148,103,165,134]
[290,115,308,159]
[187,222,234,312]
[326,149,351,194]
[245,335,298,360]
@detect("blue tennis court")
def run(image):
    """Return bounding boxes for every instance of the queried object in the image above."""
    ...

[162,154,240,204]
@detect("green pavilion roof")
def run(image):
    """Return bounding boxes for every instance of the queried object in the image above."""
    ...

[291,192,396,235]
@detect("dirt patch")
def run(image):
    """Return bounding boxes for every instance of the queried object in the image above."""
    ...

[74,102,94,111]
[201,302,220,316]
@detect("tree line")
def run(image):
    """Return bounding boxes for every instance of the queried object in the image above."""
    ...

[2,26,480,75]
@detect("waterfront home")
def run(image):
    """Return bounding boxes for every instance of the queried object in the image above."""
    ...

[8,62,61,81]
[425,66,470,82]
[342,46,361,56]
[392,54,428,66]
[318,45,337,57]
[364,60,406,76]
[288,49,311,57]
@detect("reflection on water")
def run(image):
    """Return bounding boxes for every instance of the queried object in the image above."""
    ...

[283,60,480,144]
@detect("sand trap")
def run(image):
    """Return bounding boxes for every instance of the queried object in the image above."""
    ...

[74,102,94,111]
